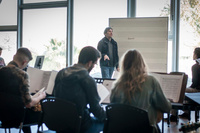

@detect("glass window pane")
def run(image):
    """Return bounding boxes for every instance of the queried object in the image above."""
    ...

[24,0,67,4]
[179,0,200,86]
[0,32,17,65]
[0,0,17,25]
[23,8,67,71]
[136,0,170,17]
[74,0,127,77]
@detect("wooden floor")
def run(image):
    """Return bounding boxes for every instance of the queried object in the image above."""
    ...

[1,111,199,133]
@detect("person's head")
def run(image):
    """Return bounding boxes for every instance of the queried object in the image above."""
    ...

[13,47,33,69]
[121,49,146,74]
[0,47,2,56]
[113,49,147,103]
[78,46,100,72]
[104,27,113,39]
[193,47,200,60]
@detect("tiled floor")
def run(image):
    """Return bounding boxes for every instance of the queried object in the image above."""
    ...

[0,111,199,133]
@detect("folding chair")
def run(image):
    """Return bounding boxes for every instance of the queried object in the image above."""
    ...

[37,97,82,133]
[103,103,153,133]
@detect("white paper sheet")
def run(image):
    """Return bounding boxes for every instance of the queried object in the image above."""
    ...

[46,70,58,95]
[97,84,110,103]
[150,72,184,103]
[27,67,58,94]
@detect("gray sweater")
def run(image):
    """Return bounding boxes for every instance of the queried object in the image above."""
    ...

[110,75,171,132]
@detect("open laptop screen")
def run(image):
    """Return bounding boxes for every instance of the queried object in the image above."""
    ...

[34,56,44,69]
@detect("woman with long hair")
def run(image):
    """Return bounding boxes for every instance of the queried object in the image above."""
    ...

[110,49,171,133]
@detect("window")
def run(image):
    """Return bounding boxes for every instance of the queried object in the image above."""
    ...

[22,8,67,71]
[179,0,200,84]
[0,0,17,64]
[24,0,66,4]
[0,32,17,65]
[0,0,17,25]
[74,0,127,77]
[136,0,170,17]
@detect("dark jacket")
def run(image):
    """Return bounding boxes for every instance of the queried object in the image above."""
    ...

[53,64,106,131]
[97,37,119,68]
[191,62,200,90]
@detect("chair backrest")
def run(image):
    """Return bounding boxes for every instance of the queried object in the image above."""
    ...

[0,92,25,128]
[39,97,81,133]
[104,103,153,133]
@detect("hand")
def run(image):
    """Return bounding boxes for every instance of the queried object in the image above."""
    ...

[104,55,110,61]
[32,87,46,98]
[39,91,46,99]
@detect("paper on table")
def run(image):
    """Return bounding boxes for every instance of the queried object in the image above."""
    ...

[97,84,110,103]
[112,70,119,79]
[101,80,115,103]
[31,87,46,98]
[103,80,114,92]
[40,71,51,90]
[150,73,184,103]
[46,70,58,95]
[27,67,45,93]
[27,67,58,94]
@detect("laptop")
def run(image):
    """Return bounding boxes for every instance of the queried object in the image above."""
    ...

[34,56,44,69]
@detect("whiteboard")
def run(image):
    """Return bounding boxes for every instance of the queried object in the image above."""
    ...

[109,17,168,72]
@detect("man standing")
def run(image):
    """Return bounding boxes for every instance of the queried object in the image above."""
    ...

[0,47,6,67]
[97,27,119,78]
[0,47,46,133]
[53,46,106,133]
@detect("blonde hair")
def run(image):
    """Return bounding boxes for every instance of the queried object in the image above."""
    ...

[113,49,147,103]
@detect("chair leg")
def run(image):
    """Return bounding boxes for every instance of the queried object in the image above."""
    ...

[167,113,170,127]
[175,110,179,124]
[4,128,7,133]
[195,107,199,122]
[162,114,164,133]
[188,110,191,122]
[19,122,23,133]
[41,124,43,131]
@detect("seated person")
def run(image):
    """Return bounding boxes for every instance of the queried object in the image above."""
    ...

[178,47,200,118]
[110,49,171,133]
[186,47,200,92]
[0,47,6,67]
[53,46,106,133]
[0,47,46,133]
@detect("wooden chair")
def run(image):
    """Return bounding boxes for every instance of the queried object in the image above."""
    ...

[37,97,82,133]
[103,103,153,133]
